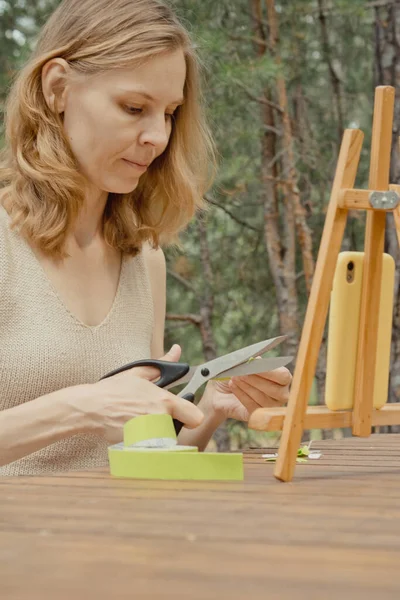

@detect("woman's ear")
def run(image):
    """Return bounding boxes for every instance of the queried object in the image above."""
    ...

[41,58,70,114]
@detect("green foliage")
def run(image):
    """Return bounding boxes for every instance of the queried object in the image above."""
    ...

[0,0,381,447]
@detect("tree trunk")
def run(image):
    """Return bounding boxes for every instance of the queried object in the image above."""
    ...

[317,0,345,148]
[248,0,299,358]
[266,0,315,297]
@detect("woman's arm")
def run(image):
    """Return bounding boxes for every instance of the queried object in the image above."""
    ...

[0,384,91,467]
[177,387,225,451]
[144,245,225,450]
[0,245,204,467]
[143,243,167,359]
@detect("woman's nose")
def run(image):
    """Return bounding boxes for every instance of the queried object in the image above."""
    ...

[138,116,170,149]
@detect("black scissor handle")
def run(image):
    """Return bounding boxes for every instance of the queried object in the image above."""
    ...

[100,360,195,435]
[100,359,191,388]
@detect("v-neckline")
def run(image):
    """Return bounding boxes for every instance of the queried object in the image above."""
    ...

[21,232,126,331]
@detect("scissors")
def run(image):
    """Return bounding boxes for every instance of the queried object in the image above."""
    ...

[100,335,292,434]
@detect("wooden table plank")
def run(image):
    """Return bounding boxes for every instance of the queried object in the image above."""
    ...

[1,434,400,599]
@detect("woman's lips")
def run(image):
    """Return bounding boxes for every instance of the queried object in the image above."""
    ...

[122,159,148,172]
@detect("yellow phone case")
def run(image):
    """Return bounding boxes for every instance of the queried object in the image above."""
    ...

[325,251,394,411]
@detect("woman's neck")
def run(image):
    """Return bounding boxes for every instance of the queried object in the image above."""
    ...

[69,188,109,249]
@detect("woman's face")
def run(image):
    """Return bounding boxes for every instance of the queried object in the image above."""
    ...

[42,49,186,195]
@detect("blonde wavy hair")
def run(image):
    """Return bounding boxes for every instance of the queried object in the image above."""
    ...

[0,0,216,258]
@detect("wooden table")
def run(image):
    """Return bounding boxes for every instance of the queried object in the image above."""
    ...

[1,434,400,600]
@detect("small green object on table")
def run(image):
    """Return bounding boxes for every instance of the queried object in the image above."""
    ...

[263,442,321,464]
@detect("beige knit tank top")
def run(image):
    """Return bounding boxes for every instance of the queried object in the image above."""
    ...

[0,205,154,476]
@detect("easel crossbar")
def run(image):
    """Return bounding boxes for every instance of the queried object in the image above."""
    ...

[249,404,400,432]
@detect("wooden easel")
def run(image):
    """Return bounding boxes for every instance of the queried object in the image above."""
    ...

[248,86,400,482]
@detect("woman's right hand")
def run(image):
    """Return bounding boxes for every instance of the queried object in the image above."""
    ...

[79,345,204,444]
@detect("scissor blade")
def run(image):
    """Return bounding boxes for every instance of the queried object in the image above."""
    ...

[173,336,288,398]
[204,335,287,379]
[164,356,293,390]
[213,355,293,379]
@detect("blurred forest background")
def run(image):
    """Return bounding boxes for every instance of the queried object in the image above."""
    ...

[1,0,400,450]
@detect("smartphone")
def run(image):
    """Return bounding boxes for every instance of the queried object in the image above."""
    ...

[325,251,394,411]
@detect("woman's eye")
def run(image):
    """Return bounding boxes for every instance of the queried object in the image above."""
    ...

[125,106,142,115]
[125,106,175,121]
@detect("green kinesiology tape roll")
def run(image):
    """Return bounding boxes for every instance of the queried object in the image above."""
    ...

[108,448,244,481]
[108,413,244,481]
[123,413,177,447]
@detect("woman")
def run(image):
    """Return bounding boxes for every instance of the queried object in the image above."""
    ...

[0,0,292,475]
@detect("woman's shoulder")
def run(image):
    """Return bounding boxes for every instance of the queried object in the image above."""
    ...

[141,242,166,274]
[0,193,25,283]
[140,242,166,297]
[0,189,12,229]
[123,241,166,302]
[124,242,165,285]
[0,200,11,250]
[0,200,13,289]
[0,196,17,255]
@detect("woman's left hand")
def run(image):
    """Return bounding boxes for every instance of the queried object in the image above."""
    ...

[202,366,292,423]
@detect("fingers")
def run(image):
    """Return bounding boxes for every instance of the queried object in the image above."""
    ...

[136,344,182,381]
[124,365,160,382]
[256,367,292,386]
[120,345,183,382]
[167,394,204,429]
[229,380,259,414]
[159,344,182,362]
[238,374,290,404]
[231,376,288,408]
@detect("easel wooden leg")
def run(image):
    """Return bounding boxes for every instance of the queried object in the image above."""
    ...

[352,87,395,436]
[274,129,364,482]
